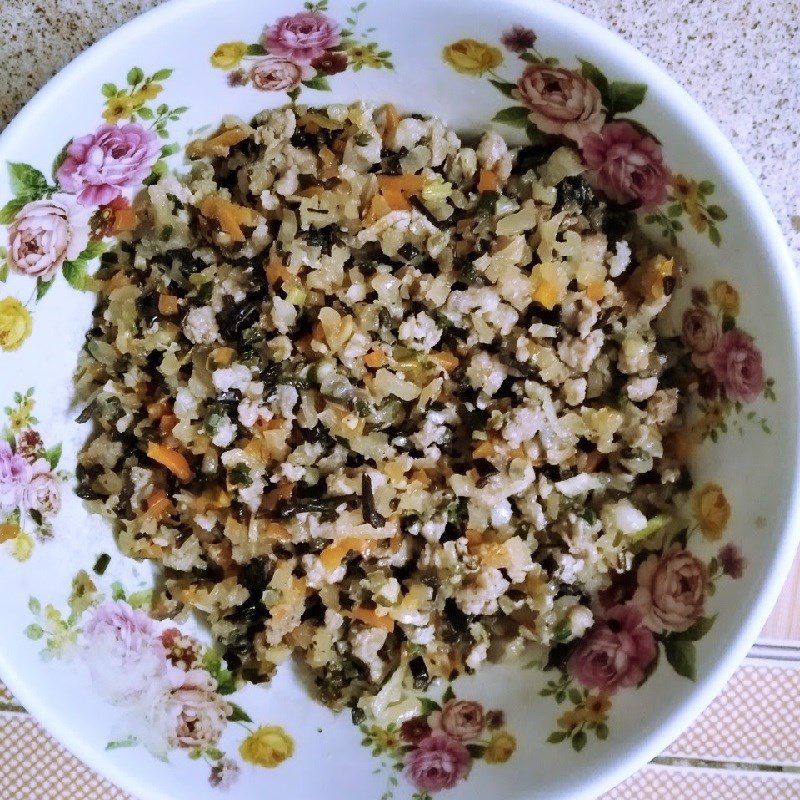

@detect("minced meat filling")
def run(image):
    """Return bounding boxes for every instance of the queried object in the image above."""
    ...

[75,102,689,710]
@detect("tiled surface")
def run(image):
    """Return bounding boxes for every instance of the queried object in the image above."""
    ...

[2,0,800,798]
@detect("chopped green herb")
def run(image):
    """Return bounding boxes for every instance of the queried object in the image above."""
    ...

[230,464,252,487]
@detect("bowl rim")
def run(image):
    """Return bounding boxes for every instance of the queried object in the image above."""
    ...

[1,0,799,798]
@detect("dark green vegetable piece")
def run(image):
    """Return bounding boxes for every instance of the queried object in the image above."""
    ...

[474,190,499,219]
[361,474,386,529]
[277,495,355,520]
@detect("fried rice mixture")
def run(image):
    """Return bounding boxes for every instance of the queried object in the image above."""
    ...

[75,102,690,713]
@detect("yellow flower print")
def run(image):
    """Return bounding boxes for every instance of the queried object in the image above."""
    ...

[211,41,248,69]
[102,95,136,123]
[693,482,731,541]
[0,522,21,543]
[672,174,706,231]
[442,39,503,76]
[347,43,383,69]
[12,531,33,562]
[239,725,294,767]
[581,693,611,724]
[130,82,162,104]
[370,726,399,751]
[7,396,34,433]
[484,731,516,764]
[710,279,740,316]
[0,297,32,352]
[556,708,583,731]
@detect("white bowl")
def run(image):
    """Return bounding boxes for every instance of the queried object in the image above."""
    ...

[0,1,798,799]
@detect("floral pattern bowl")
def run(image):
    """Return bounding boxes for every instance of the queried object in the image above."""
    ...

[0,1,798,799]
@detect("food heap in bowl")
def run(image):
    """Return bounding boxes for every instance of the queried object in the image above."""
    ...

[74,101,692,718]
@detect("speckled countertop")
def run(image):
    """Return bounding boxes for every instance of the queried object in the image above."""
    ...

[2,0,799,256]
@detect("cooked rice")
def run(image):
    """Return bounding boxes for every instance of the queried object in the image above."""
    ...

[75,102,689,711]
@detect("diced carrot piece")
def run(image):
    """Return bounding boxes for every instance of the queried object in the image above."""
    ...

[409,469,431,488]
[105,271,130,292]
[210,346,234,366]
[297,185,325,198]
[186,127,248,158]
[584,450,604,472]
[159,413,178,436]
[382,103,400,144]
[258,520,292,541]
[311,320,325,343]
[147,442,192,481]
[265,260,295,285]
[318,146,339,180]
[382,188,411,211]
[472,439,496,459]
[377,175,426,193]
[145,488,172,520]
[348,606,395,633]
[364,349,388,369]
[147,400,169,420]
[295,332,313,355]
[158,293,179,315]
[533,280,560,310]
[320,541,349,573]
[263,479,295,512]
[208,128,248,148]
[586,281,606,302]
[431,350,459,372]
[319,536,376,572]
[298,112,341,130]
[111,207,139,233]
[363,193,392,224]
[199,196,257,243]
[477,169,499,192]
[465,528,483,545]
[477,542,508,568]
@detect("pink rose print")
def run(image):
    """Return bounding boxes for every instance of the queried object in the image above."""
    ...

[20,458,61,516]
[80,601,167,705]
[15,430,43,462]
[311,50,349,76]
[697,370,720,400]
[7,194,91,280]
[262,12,341,63]
[709,329,764,402]
[209,756,240,789]
[160,627,202,671]
[682,306,719,356]
[159,669,231,750]
[582,120,671,208]
[400,716,432,745]
[718,543,747,580]
[56,122,159,206]
[567,604,657,693]
[501,25,537,53]
[514,64,603,144]
[485,709,506,730]
[431,699,484,742]
[249,55,312,91]
[0,441,32,510]
[132,668,231,758]
[405,732,471,792]
[632,549,706,633]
